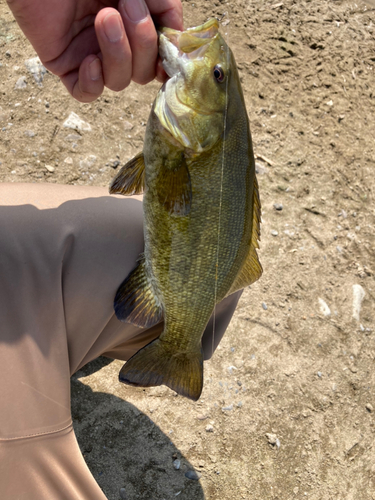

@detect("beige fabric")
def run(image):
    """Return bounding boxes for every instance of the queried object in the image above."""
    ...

[0,183,241,499]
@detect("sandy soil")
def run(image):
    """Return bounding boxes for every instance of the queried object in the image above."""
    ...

[1,0,374,499]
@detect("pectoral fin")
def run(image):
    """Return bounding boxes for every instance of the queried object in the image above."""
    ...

[114,254,163,328]
[157,155,192,216]
[227,177,262,295]
[119,338,203,401]
[109,152,145,195]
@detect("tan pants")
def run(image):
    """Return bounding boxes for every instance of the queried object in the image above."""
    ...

[0,184,241,499]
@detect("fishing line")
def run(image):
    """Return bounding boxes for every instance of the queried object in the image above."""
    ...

[211,9,231,379]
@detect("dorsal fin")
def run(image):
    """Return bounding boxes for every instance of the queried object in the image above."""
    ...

[227,176,262,295]
[109,152,145,196]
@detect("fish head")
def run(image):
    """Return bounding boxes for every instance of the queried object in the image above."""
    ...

[155,19,232,154]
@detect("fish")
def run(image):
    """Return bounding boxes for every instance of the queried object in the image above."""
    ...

[109,19,262,401]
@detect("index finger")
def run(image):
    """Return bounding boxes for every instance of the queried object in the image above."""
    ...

[145,0,183,30]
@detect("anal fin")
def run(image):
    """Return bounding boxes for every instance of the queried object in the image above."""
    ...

[114,254,163,328]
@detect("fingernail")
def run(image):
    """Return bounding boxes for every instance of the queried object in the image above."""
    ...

[103,13,123,43]
[121,0,148,23]
[89,58,102,81]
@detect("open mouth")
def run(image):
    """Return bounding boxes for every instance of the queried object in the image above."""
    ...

[158,19,219,77]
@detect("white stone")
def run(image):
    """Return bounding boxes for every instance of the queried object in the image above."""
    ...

[24,57,47,85]
[318,298,331,317]
[63,112,92,132]
[352,284,365,322]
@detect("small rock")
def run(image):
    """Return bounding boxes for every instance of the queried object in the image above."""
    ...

[185,470,201,481]
[206,424,214,432]
[64,157,73,165]
[222,404,233,412]
[173,459,181,470]
[266,433,280,448]
[79,155,97,170]
[262,302,268,310]
[317,371,322,378]
[366,403,373,413]
[5,50,11,57]
[45,165,55,173]
[318,298,331,317]
[227,365,237,374]
[24,130,36,138]
[123,120,134,131]
[110,159,121,169]
[63,112,92,132]
[352,284,366,322]
[255,162,268,175]
[25,57,47,85]
[65,133,82,142]
[15,76,27,89]
[119,487,127,499]
[196,414,208,421]
[237,401,243,408]
[271,230,278,236]
[273,203,283,211]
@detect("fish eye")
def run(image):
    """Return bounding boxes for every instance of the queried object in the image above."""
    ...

[213,65,225,83]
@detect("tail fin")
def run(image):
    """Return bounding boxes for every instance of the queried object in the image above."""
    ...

[119,339,203,401]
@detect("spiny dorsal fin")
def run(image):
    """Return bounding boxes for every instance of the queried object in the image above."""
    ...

[119,338,203,401]
[227,176,262,295]
[109,152,145,195]
[156,155,192,216]
[114,254,163,328]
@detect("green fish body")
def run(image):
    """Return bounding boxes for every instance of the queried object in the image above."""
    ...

[110,20,262,401]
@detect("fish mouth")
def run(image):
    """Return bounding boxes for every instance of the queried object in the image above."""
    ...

[158,19,219,78]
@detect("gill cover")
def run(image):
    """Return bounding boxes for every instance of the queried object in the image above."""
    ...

[155,19,230,153]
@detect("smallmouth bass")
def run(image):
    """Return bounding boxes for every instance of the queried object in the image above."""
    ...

[110,19,262,401]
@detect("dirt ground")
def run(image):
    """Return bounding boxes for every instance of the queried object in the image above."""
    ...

[1,0,375,499]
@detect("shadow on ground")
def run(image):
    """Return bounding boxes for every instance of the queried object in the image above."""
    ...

[71,357,205,500]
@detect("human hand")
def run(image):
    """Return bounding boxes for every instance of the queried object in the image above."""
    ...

[6,0,183,102]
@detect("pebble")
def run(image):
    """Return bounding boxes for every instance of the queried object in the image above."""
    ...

[5,50,11,57]
[45,165,55,173]
[25,57,47,86]
[222,404,233,412]
[273,203,283,211]
[185,470,201,481]
[63,112,92,131]
[317,371,322,378]
[255,162,268,175]
[206,424,214,432]
[123,120,134,131]
[15,76,27,89]
[79,155,97,170]
[173,459,181,470]
[64,157,73,165]
[318,298,331,317]
[366,403,373,413]
[24,130,36,138]
[119,487,127,499]
[352,284,365,322]
[266,433,280,448]
[65,133,82,142]
[110,159,121,169]
[271,230,278,236]
[237,401,243,408]
[262,302,268,310]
